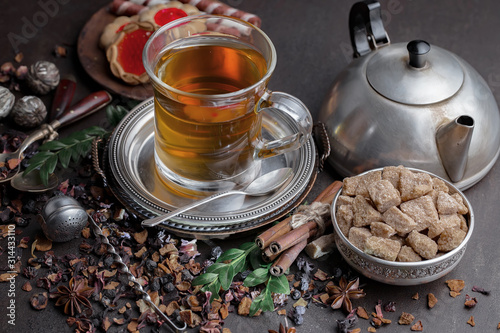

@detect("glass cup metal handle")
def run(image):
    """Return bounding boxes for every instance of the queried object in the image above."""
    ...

[255,90,313,159]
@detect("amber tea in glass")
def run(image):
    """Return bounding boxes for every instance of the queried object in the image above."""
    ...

[144,15,312,195]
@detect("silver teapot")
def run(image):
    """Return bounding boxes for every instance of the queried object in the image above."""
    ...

[319,0,500,190]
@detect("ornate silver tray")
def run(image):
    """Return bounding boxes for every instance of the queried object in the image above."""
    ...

[105,98,317,238]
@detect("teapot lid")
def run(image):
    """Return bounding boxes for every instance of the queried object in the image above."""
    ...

[366,40,464,105]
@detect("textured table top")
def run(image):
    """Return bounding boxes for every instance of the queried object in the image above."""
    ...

[1,0,500,332]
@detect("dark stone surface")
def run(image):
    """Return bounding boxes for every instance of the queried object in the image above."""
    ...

[1,0,500,332]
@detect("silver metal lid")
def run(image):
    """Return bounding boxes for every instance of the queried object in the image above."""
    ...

[366,42,464,105]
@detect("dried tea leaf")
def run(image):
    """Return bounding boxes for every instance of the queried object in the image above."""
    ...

[176,280,191,291]
[293,298,308,308]
[427,293,437,309]
[127,320,139,332]
[166,301,180,316]
[238,297,252,316]
[410,320,423,331]
[22,281,32,291]
[313,269,328,281]
[446,279,465,294]
[134,246,147,258]
[30,292,48,310]
[398,312,415,325]
[467,316,475,327]
[133,229,148,244]
[102,317,112,331]
[0,273,16,282]
[367,327,376,332]
[81,227,91,239]
[450,291,461,298]
[357,306,369,320]
[35,234,52,251]
[113,318,126,325]
[103,281,120,290]
[220,303,229,319]
[412,292,419,300]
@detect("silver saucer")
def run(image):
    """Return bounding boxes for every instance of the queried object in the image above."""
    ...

[106,98,317,238]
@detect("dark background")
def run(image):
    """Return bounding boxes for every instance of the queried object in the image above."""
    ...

[1,0,500,332]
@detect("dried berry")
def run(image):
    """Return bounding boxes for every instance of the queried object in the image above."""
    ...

[0,87,15,118]
[471,285,490,295]
[11,96,47,128]
[26,61,60,95]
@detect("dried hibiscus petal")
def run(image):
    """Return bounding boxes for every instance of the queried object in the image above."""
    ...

[464,294,478,308]
[472,285,490,295]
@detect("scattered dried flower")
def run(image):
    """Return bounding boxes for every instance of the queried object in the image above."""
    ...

[464,294,478,308]
[446,279,465,297]
[467,316,475,327]
[30,292,48,310]
[412,292,419,300]
[356,306,369,320]
[472,285,490,295]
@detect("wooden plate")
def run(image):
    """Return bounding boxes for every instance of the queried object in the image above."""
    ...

[77,7,153,100]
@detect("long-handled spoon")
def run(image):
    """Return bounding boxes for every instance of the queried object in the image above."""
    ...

[142,167,294,227]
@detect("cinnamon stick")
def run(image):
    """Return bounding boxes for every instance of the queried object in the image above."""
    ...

[255,216,292,250]
[262,247,280,263]
[269,221,317,255]
[255,180,343,249]
[270,239,308,276]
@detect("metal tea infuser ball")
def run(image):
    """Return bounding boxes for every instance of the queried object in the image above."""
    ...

[37,195,187,333]
[38,195,88,242]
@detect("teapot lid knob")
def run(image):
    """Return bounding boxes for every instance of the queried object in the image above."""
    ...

[407,40,431,68]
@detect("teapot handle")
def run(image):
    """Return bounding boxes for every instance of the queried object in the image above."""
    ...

[349,0,390,58]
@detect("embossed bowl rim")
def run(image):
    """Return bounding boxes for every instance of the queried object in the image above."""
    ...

[331,167,475,269]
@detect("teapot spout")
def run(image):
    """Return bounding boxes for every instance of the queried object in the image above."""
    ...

[436,115,475,182]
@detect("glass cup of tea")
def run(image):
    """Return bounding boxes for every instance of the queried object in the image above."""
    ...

[143,15,312,195]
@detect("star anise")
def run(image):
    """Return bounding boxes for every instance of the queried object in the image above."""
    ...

[326,277,366,313]
[50,277,94,316]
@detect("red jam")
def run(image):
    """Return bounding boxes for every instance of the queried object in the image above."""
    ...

[154,8,187,26]
[116,29,152,76]
[115,23,129,33]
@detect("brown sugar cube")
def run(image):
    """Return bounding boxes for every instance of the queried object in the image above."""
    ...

[355,170,382,197]
[382,165,404,190]
[348,227,372,250]
[451,193,469,215]
[370,222,396,238]
[427,224,445,240]
[353,195,383,227]
[407,230,438,259]
[398,312,415,325]
[397,245,422,262]
[390,235,406,246]
[364,236,401,261]
[343,175,361,196]
[400,195,439,232]
[336,195,355,206]
[459,215,468,233]
[399,169,433,201]
[368,179,402,213]
[383,206,418,236]
[336,204,354,237]
[432,177,449,193]
[437,191,460,215]
[437,228,466,252]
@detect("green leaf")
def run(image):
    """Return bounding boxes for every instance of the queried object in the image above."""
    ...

[249,289,274,316]
[192,272,218,286]
[232,255,248,273]
[239,242,257,252]
[202,280,222,302]
[249,248,266,270]
[267,275,290,295]
[216,248,245,263]
[218,264,235,290]
[59,149,72,168]
[38,140,68,151]
[243,268,270,287]
[83,126,108,136]
[205,263,227,274]
[23,151,54,176]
